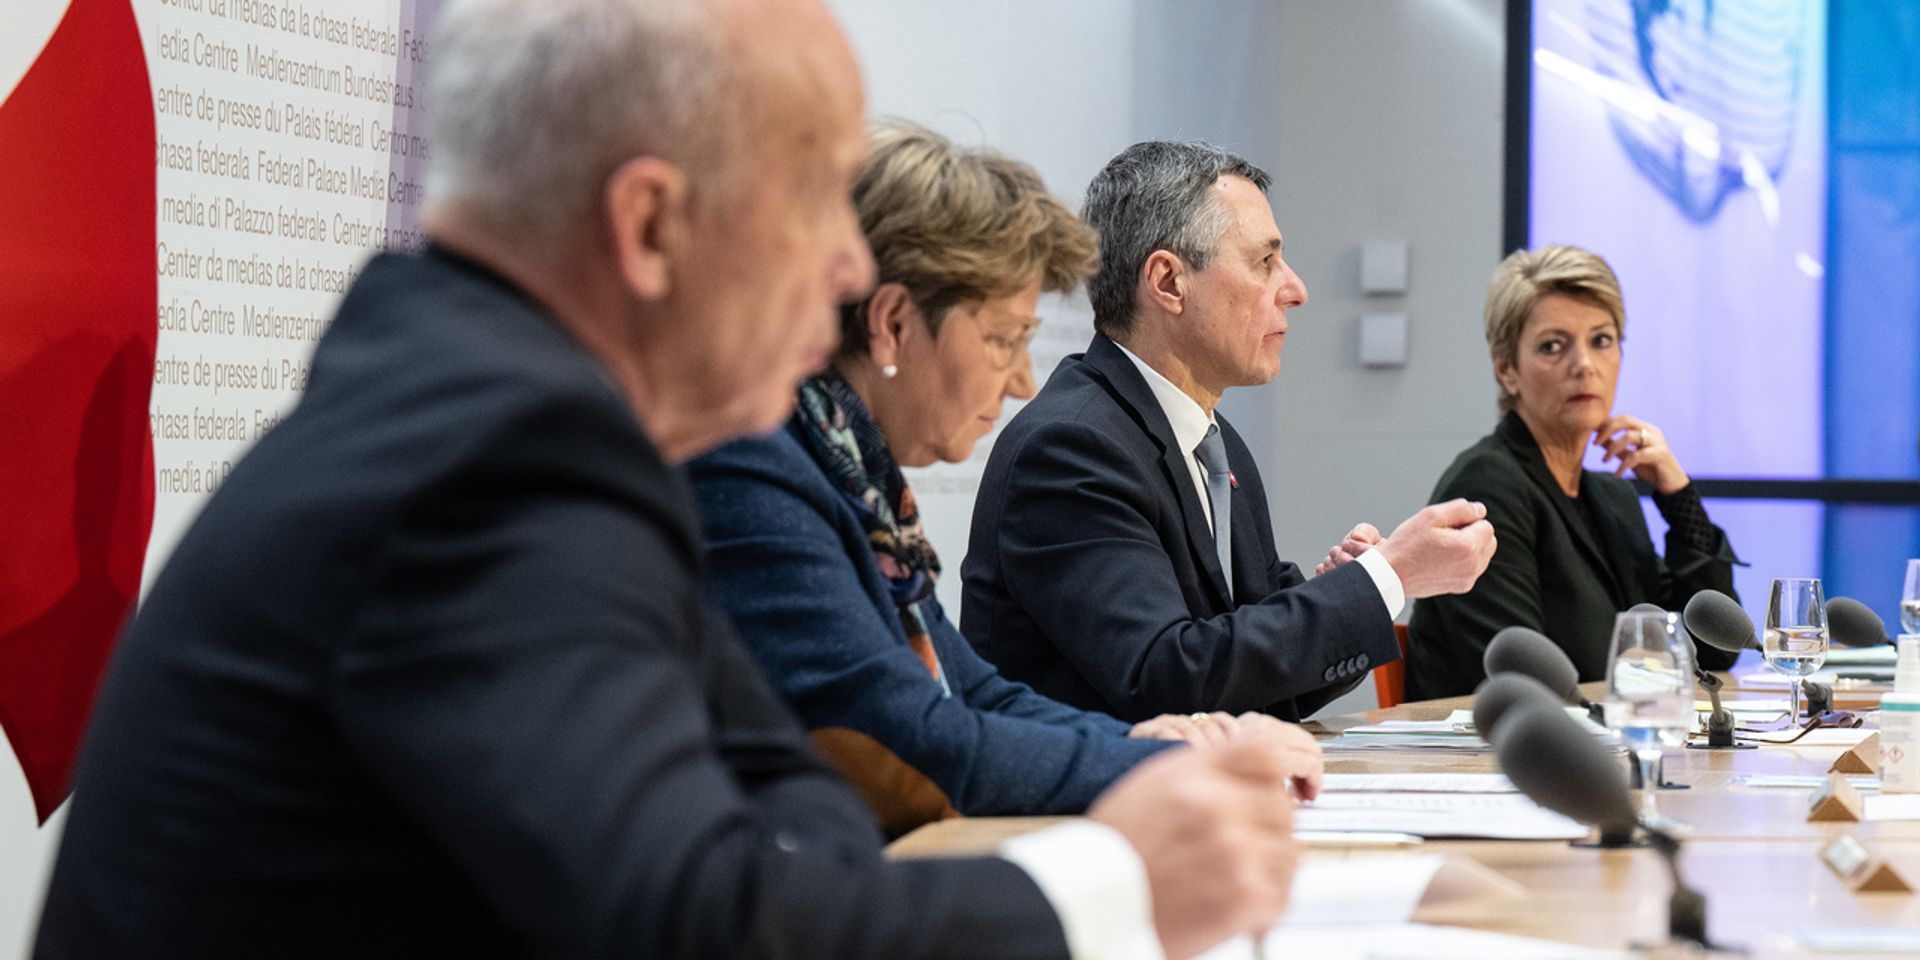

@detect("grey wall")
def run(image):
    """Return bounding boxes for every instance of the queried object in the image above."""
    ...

[1216,1,1509,713]
[836,0,1510,716]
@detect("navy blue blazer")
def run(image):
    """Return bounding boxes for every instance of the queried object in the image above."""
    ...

[38,247,1065,960]
[689,421,1171,818]
[961,334,1401,722]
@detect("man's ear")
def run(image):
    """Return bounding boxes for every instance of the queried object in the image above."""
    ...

[862,282,917,369]
[1140,249,1187,316]
[604,156,688,301]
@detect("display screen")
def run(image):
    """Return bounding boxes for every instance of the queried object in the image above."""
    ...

[1520,0,1830,613]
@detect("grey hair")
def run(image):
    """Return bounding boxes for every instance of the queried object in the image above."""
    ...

[423,0,735,249]
[1081,141,1272,339]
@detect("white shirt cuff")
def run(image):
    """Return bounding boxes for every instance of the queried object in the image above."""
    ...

[1355,548,1406,620]
[1000,821,1164,960]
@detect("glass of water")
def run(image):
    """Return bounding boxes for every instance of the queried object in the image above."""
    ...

[1604,609,1695,820]
[1902,559,1920,634]
[1765,578,1829,722]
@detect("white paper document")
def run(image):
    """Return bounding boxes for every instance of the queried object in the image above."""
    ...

[1296,792,1589,840]
[1322,734,1493,753]
[1196,923,1628,960]
[1279,855,1443,927]
[1864,794,1920,821]
[1786,727,1882,747]
[1739,774,1879,791]
[1321,773,1518,794]
[1693,698,1790,715]
[1341,719,1475,736]
[1737,669,1890,688]
[1824,646,1899,665]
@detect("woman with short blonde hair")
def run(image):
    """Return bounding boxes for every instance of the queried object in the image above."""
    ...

[1404,244,1740,700]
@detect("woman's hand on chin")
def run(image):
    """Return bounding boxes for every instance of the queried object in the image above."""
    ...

[1594,414,1689,494]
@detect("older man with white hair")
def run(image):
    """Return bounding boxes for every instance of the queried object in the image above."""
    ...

[34,2,1302,959]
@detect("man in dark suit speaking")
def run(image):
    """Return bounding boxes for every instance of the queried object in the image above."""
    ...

[962,141,1497,722]
[35,5,1303,959]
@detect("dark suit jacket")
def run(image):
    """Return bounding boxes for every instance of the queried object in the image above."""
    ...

[960,334,1400,722]
[688,423,1169,824]
[36,247,1065,960]
[1405,411,1741,700]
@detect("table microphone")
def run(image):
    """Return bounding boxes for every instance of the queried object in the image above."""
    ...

[1470,673,1562,744]
[1483,626,1602,724]
[1492,704,1721,950]
[1828,596,1892,648]
[1625,600,1736,749]
[1491,702,1637,844]
[1682,590,1758,655]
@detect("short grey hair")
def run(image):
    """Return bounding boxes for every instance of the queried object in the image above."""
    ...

[424,0,736,249]
[1081,141,1272,339]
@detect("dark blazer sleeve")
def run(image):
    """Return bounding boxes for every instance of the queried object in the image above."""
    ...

[1611,483,1742,672]
[333,402,1068,960]
[690,436,1169,817]
[994,416,1397,720]
[926,597,1135,737]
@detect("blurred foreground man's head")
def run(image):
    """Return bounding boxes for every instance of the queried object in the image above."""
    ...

[424,0,876,459]
[36,5,1307,960]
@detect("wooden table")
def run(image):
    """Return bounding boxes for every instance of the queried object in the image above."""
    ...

[890,683,1920,954]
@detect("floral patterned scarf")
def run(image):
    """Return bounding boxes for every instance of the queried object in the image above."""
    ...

[794,369,950,697]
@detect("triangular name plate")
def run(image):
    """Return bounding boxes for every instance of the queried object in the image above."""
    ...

[1830,732,1883,775]
[1856,861,1915,894]
[1809,773,1866,822]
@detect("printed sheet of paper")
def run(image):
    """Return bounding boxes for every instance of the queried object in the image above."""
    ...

[1296,793,1589,840]
[1321,773,1518,794]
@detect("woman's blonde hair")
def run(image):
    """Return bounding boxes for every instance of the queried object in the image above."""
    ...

[839,120,1098,354]
[1483,244,1627,413]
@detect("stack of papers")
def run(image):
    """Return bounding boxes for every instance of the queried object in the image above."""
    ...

[1200,923,1627,960]
[1330,709,1617,752]
[1194,855,1615,960]
[1737,774,1880,791]
[1825,646,1899,666]
[1864,794,1920,821]
[1296,792,1589,840]
[1321,773,1518,793]
[1694,698,1789,716]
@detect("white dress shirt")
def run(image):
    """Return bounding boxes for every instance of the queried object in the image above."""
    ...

[1001,821,1164,960]
[1113,342,1405,618]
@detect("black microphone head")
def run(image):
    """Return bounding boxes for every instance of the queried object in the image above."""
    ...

[1827,597,1890,648]
[1471,673,1563,744]
[1683,590,1756,654]
[1483,626,1581,703]
[1492,702,1638,840]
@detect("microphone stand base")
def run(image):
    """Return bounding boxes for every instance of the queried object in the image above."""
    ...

[1627,938,1747,957]
[1571,834,1647,850]
[1686,741,1757,751]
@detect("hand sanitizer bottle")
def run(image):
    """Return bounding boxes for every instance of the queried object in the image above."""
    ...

[1882,635,1920,794]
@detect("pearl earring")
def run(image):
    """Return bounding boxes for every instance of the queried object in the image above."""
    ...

[881,364,898,378]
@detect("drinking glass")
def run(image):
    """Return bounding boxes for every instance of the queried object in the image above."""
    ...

[1604,610,1695,820]
[1901,559,1920,634]
[1765,578,1829,722]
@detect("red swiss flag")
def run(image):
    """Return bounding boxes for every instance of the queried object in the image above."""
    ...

[0,0,156,823]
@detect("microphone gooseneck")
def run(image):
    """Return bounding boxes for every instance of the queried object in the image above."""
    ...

[1491,705,1727,951]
